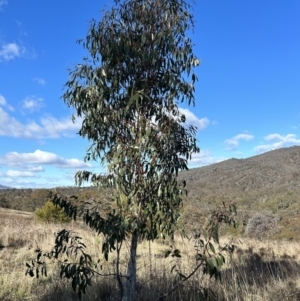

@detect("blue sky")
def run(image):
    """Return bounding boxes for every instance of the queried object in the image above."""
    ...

[0,0,300,188]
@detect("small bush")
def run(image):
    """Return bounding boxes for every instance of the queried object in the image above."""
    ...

[246,212,280,239]
[35,201,71,223]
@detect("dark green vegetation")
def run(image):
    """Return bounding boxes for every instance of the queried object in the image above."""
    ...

[0,187,103,212]
[35,201,71,223]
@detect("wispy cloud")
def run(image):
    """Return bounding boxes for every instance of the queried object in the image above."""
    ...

[0,107,82,139]
[224,133,254,150]
[0,170,37,178]
[22,96,44,112]
[33,77,46,86]
[15,20,27,37]
[0,95,6,106]
[0,43,22,61]
[0,177,76,189]
[38,115,82,138]
[0,149,92,169]
[0,0,7,10]
[20,165,44,172]
[179,108,209,130]
[0,94,14,111]
[254,133,300,154]
[0,41,36,62]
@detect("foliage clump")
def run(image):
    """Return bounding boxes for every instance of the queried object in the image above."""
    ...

[246,212,280,239]
[35,201,71,223]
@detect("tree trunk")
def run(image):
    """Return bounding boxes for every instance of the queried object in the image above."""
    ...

[123,231,138,301]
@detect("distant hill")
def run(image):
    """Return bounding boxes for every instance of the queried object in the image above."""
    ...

[177,146,300,239]
[180,145,300,196]
[0,185,12,190]
[1,146,300,239]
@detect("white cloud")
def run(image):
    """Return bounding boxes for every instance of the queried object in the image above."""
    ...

[22,96,44,112]
[224,133,254,150]
[0,170,37,178]
[0,94,14,111]
[189,149,226,167]
[0,95,6,106]
[20,165,44,172]
[0,43,21,61]
[0,41,35,62]
[254,133,300,154]
[39,116,81,137]
[179,108,209,130]
[0,107,82,139]
[33,77,46,86]
[0,149,92,169]
[0,177,76,189]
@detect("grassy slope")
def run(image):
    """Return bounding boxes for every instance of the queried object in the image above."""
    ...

[0,208,300,301]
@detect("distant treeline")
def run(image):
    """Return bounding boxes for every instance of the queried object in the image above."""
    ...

[0,187,110,212]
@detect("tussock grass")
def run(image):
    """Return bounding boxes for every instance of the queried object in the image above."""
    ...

[0,211,299,301]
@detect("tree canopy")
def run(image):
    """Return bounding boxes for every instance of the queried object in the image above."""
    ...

[63,0,200,243]
[62,2,200,300]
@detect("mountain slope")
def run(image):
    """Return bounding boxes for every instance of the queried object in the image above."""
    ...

[181,145,300,197]
[178,146,300,239]
[0,185,12,190]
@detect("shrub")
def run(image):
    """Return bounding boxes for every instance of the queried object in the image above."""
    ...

[35,201,71,223]
[246,212,280,239]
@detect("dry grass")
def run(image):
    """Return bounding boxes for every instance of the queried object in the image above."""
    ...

[0,207,32,219]
[0,210,300,301]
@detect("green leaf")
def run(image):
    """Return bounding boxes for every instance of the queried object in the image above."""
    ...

[72,276,77,292]
[178,272,187,280]
[215,256,223,267]
[209,242,215,254]
[173,249,181,258]
[171,264,177,273]
[165,250,172,258]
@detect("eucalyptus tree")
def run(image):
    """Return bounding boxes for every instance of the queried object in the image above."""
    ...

[28,0,202,300]
[62,0,199,298]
